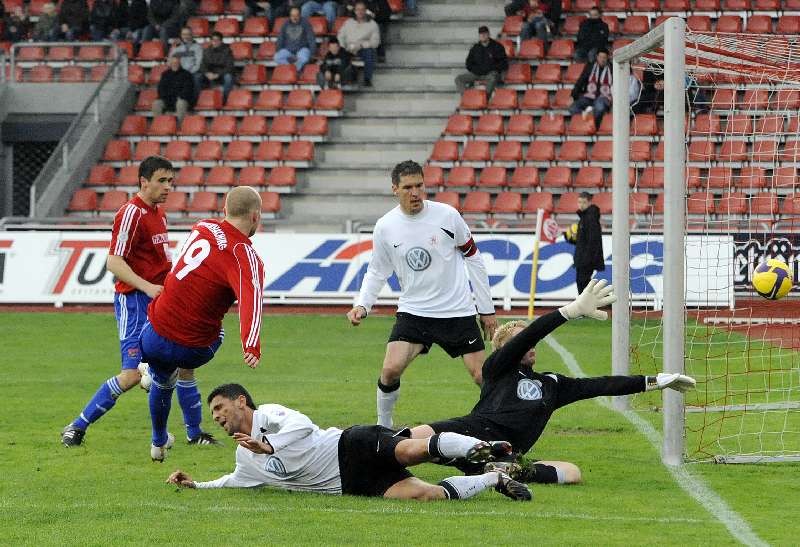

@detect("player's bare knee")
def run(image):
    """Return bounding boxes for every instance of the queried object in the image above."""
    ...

[418,484,447,501]
[177,368,194,380]
[561,462,582,484]
[409,425,434,439]
[117,369,141,391]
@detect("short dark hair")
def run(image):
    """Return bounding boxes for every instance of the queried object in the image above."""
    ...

[579,191,593,200]
[596,47,609,56]
[391,160,424,185]
[138,156,173,183]
[328,37,339,45]
[211,31,223,40]
[207,383,256,410]
[590,6,602,13]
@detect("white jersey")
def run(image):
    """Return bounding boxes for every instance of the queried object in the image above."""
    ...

[194,404,343,494]
[356,200,494,318]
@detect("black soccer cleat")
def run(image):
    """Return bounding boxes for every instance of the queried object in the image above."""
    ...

[188,431,221,446]
[495,472,533,502]
[488,440,513,460]
[464,440,513,464]
[61,424,86,447]
[484,461,523,481]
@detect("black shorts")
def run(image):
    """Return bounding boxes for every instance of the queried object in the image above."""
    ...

[388,312,485,358]
[338,425,413,497]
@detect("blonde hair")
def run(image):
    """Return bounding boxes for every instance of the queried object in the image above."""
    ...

[225,186,261,218]
[492,319,528,350]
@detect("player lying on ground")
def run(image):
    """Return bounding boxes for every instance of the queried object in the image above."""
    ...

[167,383,532,501]
[409,279,696,484]
[141,186,266,462]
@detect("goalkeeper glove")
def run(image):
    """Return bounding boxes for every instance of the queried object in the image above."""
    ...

[559,278,617,321]
[645,373,697,393]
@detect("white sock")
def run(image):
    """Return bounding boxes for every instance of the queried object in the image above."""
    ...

[376,381,400,428]
[438,472,499,500]
[434,432,483,459]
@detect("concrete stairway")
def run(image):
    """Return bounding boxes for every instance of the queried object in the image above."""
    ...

[278,0,507,232]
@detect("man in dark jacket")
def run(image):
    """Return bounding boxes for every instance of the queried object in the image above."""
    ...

[153,55,195,121]
[570,192,605,294]
[90,0,128,40]
[143,0,182,48]
[195,31,235,102]
[575,7,609,63]
[455,25,508,98]
[57,0,89,40]
[569,48,612,126]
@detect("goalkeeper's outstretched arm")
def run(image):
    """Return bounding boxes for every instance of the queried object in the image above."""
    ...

[553,372,697,409]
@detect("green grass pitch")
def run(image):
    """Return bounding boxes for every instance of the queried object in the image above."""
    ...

[0,311,797,545]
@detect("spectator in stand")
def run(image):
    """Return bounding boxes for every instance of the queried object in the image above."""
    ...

[301,0,339,28]
[520,3,551,42]
[569,47,612,126]
[275,6,317,71]
[195,31,235,102]
[169,26,203,94]
[33,2,59,41]
[317,37,353,88]
[567,192,605,295]
[454,25,508,98]
[143,0,182,48]
[338,1,380,87]
[364,0,391,63]
[57,0,90,41]
[153,55,196,122]
[575,7,609,63]
[4,5,31,42]
[127,0,149,44]
[90,0,128,41]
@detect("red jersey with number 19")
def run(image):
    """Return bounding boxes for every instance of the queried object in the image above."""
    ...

[108,195,171,294]
[147,219,265,358]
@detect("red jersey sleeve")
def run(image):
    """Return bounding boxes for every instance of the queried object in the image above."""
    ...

[229,242,265,359]
[108,203,142,257]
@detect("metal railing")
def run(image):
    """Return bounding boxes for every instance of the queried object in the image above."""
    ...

[26,44,128,218]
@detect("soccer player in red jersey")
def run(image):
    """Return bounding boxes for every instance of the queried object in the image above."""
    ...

[140,186,266,461]
[62,157,217,448]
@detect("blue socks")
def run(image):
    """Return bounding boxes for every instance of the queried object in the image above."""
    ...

[72,377,123,430]
[149,369,177,447]
[176,379,203,441]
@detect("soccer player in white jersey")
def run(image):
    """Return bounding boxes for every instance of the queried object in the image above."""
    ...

[167,383,531,501]
[346,160,497,428]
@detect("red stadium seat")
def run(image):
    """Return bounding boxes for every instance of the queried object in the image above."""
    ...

[507,114,534,138]
[196,89,223,111]
[590,140,613,162]
[632,114,658,136]
[187,17,210,37]
[688,140,715,162]
[567,115,596,136]
[239,115,268,136]
[460,89,487,111]
[623,15,649,35]
[663,0,689,10]
[756,115,784,135]
[164,140,192,162]
[602,16,620,34]
[68,189,98,213]
[716,15,742,33]
[562,15,584,35]
[99,190,129,212]
[687,16,712,32]
[47,46,73,62]
[739,167,767,189]
[444,114,472,136]
[632,0,658,9]
[741,89,769,110]
[209,115,238,137]
[269,64,298,85]
[462,192,491,214]
[554,192,581,214]
[254,89,282,111]
[119,115,147,136]
[784,193,800,215]
[136,41,165,62]
[78,45,107,61]
[629,192,651,214]
[493,141,523,162]
[525,140,554,162]
[147,64,168,85]
[255,141,284,162]
[488,88,518,111]
[284,89,314,110]
[17,46,45,62]
[461,141,491,163]
[432,191,460,211]
[242,17,269,36]
[60,66,85,83]
[574,166,604,188]
[723,0,749,7]
[285,141,315,162]
[558,141,587,162]
[103,140,131,161]
[194,140,223,161]
[754,0,780,8]
[179,115,207,136]
[475,114,504,138]
[28,65,53,83]
[773,90,800,110]
[423,166,444,186]
[750,193,778,216]
[564,63,586,85]
[493,192,522,215]
[711,89,735,111]
[509,166,539,189]
[268,166,297,187]
[521,89,549,110]
[298,64,320,85]
[135,89,158,111]
[239,64,267,85]
[524,192,553,214]
[206,166,235,186]
[239,166,267,186]
[308,16,327,35]
[718,141,748,162]
[499,39,516,59]
[518,39,544,60]
[187,191,219,213]
[224,89,254,111]
[224,140,254,162]
[707,167,733,189]
[478,166,507,188]
[214,17,240,37]
[726,114,752,135]
[639,167,663,188]
[537,114,565,136]
[753,140,778,162]
[777,16,800,35]
[687,192,715,215]
[533,63,561,84]
[148,115,177,137]
[593,192,613,214]
[87,165,116,186]
[775,167,798,189]
[631,141,652,162]
[298,115,328,138]
[746,15,772,34]
[162,191,188,213]
[446,166,475,188]
[133,141,161,161]
[547,40,574,60]
[551,89,574,109]
[543,166,571,188]
[315,89,344,110]
[781,140,800,162]
[197,0,224,14]
[502,16,523,35]
[117,166,140,186]
[260,191,281,214]
[256,41,277,60]
[175,166,205,187]
[127,64,145,85]
[717,192,747,216]
[230,42,254,62]
[430,140,459,163]
[504,63,532,85]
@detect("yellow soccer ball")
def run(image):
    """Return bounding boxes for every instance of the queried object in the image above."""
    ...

[752,258,793,300]
[564,223,579,244]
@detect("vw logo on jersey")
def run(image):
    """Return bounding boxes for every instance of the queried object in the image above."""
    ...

[405,247,432,271]
[516,379,543,401]
[264,456,287,476]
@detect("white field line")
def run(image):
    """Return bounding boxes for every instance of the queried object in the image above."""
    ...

[0,500,709,524]
[544,334,769,547]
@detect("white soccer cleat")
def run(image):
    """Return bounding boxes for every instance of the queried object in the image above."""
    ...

[138,362,152,393]
[150,432,175,462]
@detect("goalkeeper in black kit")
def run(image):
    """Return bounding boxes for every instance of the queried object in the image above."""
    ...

[410,279,696,485]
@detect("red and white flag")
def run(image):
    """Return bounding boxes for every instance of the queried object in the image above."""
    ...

[539,210,559,244]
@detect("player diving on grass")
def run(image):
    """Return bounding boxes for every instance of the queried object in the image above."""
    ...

[61,156,218,448]
[346,160,497,429]
[141,186,266,462]
[167,383,532,502]
[409,279,697,484]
